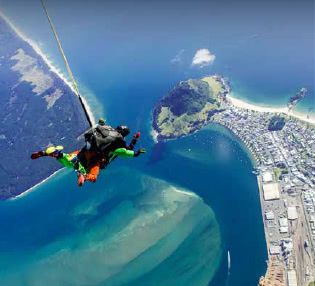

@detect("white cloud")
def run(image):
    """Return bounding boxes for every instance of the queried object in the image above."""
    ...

[171,49,185,64]
[191,49,215,67]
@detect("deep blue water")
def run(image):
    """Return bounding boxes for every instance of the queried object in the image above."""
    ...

[0,0,313,284]
[1,0,313,112]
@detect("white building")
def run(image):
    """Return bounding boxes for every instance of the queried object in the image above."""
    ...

[279,218,288,227]
[263,182,281,201]
[269,245,281,255]
[263,171,273,183]
[265,211,275,220]
[287,270,297,286]
[287,207,298,220]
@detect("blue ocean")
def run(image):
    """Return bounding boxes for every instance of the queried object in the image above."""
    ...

[0,0,313,285]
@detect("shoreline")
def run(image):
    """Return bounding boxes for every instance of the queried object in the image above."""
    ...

[10,168,66,200]
[151,75,315,144]
[0,11,96,126]
[228,94,315,125]
[0,11,96,199]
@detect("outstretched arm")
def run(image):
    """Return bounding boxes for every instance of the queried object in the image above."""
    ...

[111,148,135,158]
[111,147,146,158]
[127,132,141,150]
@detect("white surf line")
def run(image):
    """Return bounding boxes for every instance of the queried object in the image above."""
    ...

[0,10,96,125]
[172,187,197,198]
[10,168,67,200]
[150,128,159,143]
[0,11,97,199]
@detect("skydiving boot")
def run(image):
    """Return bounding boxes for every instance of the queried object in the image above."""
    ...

[31,145,64,159]
[31,150,46,160]
[45,145,64,157]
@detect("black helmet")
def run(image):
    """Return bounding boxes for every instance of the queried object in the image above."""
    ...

[98,118,106,126]
[116,125,130,137]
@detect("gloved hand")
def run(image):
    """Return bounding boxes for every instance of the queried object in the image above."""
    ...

[133,132,141,140]
[134,148,146,157]
[77,173,85,187]
[86,173,97,183]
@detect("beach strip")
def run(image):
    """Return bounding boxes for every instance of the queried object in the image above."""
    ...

[228,95,315,125]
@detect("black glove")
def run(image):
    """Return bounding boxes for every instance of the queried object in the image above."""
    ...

[134,148,146,157]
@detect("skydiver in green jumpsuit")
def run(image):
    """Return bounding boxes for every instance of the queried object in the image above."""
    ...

[31,120,145,186]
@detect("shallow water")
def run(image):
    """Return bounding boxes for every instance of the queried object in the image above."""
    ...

[0,168,222,286]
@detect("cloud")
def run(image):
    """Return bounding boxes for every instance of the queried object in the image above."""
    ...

[171,49,185,64]
[191,49,215,67]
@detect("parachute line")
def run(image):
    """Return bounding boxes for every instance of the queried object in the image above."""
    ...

[40,0,93,127]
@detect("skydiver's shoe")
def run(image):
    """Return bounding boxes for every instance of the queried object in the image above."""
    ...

[31,145,64,160]
[31,151,46,160]
[77,173,85,187]
[45,145,64,157]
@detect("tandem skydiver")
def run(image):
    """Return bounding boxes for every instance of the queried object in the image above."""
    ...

[31,118,146,186]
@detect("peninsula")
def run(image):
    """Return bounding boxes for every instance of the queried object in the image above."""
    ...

[152,75,315,286]
[0,14,92,199]
[152,75,229,140]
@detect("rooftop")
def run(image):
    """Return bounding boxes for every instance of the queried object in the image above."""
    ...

[263,183,281,201]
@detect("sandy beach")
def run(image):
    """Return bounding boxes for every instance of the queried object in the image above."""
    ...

[228,94,315,125]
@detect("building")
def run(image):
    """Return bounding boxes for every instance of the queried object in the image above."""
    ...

[265,211,275,220]
[269,245,281,255]
[263,182,281,201]
[287,270,297,286]
[263,171,273,183]
[279,218,288,227]
[287,207,298,220]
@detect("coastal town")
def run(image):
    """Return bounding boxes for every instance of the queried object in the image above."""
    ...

[212,91,315,286]
[152,74,315,286]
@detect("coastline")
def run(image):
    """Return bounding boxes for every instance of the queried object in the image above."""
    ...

[10,168,67,200]
[228,94,315,125]
[0,11,97,199]
[0,10,96,126]
[151,74,314,144]
[210,121,259,167]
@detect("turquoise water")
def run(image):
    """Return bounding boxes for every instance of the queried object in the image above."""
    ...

[0,124,266,285]
[0,167,222,286]
[1,0,313,284]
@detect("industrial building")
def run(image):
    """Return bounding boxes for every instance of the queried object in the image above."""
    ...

[263,182,280,201]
